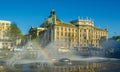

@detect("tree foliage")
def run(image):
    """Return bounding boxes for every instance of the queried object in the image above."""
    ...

[112,36,120,41]
[8,23,22,41]
[31,32,37,40]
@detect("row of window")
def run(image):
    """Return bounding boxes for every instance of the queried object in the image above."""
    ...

[1,27,10,30]
[56,31,77,37]
[56,27,77,32]
[0,23,10,26]
[56,27,106,35]
[56,31,106,39]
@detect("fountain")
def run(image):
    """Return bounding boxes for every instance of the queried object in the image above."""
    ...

[0,37,120,72]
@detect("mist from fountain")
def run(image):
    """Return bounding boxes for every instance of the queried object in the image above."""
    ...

[5,37,120,67]
[6,41,51,66]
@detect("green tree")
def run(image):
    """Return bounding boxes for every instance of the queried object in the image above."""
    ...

[8,23,22,46]
[112,36,120,41]
[31,32,37,40]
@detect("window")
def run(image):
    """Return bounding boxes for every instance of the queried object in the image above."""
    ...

[61,32,63,36]
[6,23,9,25]
[57,32,59,36]
[61,27,63,30]
[72,29,74,31]
[84,36,86,39]
[84,29,86,32]
[69,28,71,31]
[57,27,59,30]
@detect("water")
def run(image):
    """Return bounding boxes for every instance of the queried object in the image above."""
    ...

[0,58,120,72]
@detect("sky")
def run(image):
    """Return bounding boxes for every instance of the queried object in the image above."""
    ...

[0,0,120,38]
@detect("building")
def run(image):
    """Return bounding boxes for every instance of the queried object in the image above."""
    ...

[0,20,11,49]
[30,9,108,48]
[29,26,46,40]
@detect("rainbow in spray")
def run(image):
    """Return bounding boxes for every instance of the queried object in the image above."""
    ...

[32,40,57,64]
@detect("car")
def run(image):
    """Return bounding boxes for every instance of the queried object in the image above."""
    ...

[59,58,71,62]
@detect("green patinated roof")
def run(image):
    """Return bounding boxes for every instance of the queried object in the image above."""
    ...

[45,14,61,24]
[41,9,61,27]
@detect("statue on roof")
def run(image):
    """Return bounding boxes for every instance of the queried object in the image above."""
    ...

[50,8,56,16]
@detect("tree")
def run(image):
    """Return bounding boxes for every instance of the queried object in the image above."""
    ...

[31,32,37,40]
[112,36,120,41]
[20,34,29,46]
[8,23,22,46]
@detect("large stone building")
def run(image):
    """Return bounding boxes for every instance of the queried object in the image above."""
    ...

[0,20,11,48]
[30,9,108,48]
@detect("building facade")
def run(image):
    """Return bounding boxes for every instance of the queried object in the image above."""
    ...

[0,20,11,48]
[31,9,108,48]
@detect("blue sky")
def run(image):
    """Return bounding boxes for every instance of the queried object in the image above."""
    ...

[0,0,120,38]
